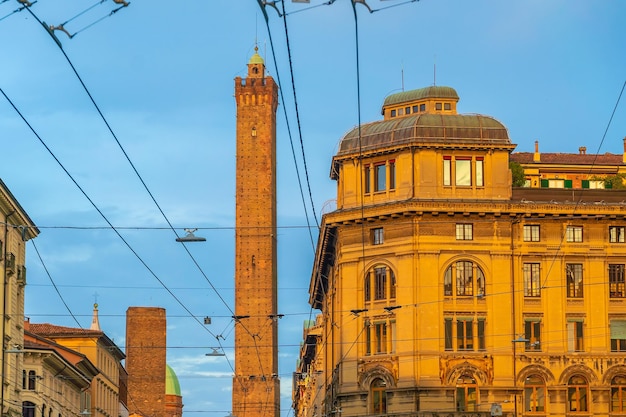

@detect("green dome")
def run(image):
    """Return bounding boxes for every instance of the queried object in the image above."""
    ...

[166,365,181,396]
[249,51,264,65]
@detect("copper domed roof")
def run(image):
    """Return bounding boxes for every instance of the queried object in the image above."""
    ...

[337,113,510,156]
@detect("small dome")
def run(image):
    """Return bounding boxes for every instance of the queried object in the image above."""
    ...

[383,86,459,108]
[166,365,182,396]
[249,48,264,65]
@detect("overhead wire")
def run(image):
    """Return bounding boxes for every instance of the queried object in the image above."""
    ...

[13,3,249,380]
[0,0,35,22]
[256,1,318,253]
[0,86,235,371]
[29,238,82,328]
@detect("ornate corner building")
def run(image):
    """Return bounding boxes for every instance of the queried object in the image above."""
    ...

[293,86,626,417]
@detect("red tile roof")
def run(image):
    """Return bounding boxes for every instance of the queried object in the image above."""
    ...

[29,323,102,337]
[511,152,623,165]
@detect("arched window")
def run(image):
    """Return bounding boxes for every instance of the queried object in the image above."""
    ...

[524,375,546,413]
[567,375,588,413]
[444,261,485,297]
[612,375,626,413]
[41,404,46,417]
[456,375,478,412]
[371,378,387,414]
[22,401,36,417]
[365,265,396,302]
[28,370,37,390]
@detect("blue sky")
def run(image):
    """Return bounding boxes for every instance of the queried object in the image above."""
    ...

[1,1,625,416]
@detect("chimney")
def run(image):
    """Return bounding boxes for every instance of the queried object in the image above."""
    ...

[533,140,541,162]
[579,146,586,155]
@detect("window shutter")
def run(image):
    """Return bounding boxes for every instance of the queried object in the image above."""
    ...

[540,179,549,188]
[611,320,626,340]
[582,180,589,188]
[565,179,573,189]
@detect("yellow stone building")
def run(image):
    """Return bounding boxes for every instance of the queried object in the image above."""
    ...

[22,327,99,417]
[1,178,39,417]
[29,305,125,417]
[294,86,626,417]
[511,140,626,189]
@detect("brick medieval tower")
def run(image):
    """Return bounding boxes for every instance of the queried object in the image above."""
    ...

[233,47,280,417]
[125,307,167,417]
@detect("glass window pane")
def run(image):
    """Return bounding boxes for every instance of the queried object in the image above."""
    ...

[443,159,451,186]
[476,159,484,186]
[375,164,386,191]
[456,160,471,186]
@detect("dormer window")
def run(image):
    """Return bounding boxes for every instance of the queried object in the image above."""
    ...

[364,160,396,194]
[443,156,484,188]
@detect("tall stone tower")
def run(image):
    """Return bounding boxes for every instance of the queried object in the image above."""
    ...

[233,47,280,417]
[125,307,167,417]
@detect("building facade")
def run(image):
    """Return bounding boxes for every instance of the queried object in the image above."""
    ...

[511,140,626,189]
[29,309,125,417]
[1,178,39,417]
[294,86,626,417]
[232,48,280,417]
[22,328,99,417]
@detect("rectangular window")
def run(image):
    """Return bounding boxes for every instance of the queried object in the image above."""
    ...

[456,261,474,296]
[610,226,626,243]
[566,226,583,243]
[567,320,584,352]
[455,159,471,186]
[523,225,540,242]
[523,263,541,297]
[611,320,626,352]
[412,105,419,113]
[549,179,565,188]
[443,156,451,186]
[390,109,396,117]
[444,318,453,350]
[364,165,371,194]
[567,264,584,298]
[405,106,411,115]
[589,180,605,189]
[374,322,387,353]
[366,320,395,355]
[389,160,396,190]
[457,319,473,351]
[477,319,485,350]
[435,102,442,110]
[444,103,451,110]
[456,224,473,240]
[475,157,484,187]
[525,320,541,351]
[610,264,626,298]
[374,267,386,300]
[374,163,386,192]
[420,103,426,112]
[372,228,384,245]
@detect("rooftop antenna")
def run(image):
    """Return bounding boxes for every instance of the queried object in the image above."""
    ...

[433,54,436,86]
[401,61,404,92]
